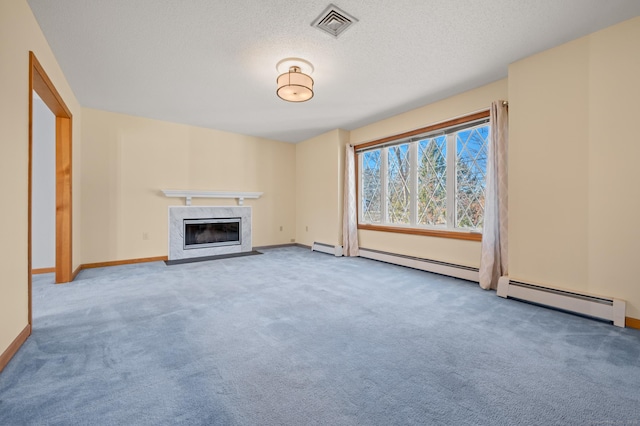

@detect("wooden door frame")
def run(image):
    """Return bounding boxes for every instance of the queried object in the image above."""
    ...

[28,51,73,326]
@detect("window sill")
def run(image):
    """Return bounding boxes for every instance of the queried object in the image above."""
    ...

[357,223,482,242]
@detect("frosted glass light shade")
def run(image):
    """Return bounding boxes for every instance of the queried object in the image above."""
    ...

[277,66,314,102]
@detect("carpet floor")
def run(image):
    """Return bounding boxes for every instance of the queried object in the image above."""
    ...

[1,246,639,425]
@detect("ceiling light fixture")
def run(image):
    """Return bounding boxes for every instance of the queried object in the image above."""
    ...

[276,58,314,102]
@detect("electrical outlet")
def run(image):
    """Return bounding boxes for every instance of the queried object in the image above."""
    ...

[142,232,149,240]
[290,239,295,243]
[279,226,283,231]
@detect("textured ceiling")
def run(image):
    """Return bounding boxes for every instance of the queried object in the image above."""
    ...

[27,0,640,143]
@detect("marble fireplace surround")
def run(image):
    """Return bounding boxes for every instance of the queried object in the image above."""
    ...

[168,206,252,260]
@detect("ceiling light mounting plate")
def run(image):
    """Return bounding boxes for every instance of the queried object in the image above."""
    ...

[276,58,314,75]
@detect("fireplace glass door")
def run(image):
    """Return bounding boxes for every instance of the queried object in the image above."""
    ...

[183,218,241,249]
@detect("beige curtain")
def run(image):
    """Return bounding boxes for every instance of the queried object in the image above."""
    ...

[343,144,360,256]
[479,101,508,290]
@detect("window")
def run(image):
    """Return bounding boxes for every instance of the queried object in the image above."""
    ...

[357,112,489,240]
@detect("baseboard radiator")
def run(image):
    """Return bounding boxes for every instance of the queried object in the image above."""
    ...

[310,244,626,327]
[497,277,626,327]
[358,248,479,282]
[310,245,478,281]
[311,242,344,257]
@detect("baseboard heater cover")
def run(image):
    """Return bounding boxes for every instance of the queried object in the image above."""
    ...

[497,277,626,327]
[311,242,344,257]
[358,248,479,282]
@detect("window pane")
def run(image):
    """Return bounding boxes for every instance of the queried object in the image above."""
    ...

[357,113,490,236]
[417,136,447,226]
[455,125,489,229]
[361,150,382,223]
[387,144,411,224]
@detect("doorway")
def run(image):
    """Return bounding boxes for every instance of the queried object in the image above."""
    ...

[28,51,73,326]
[32,92,56,275]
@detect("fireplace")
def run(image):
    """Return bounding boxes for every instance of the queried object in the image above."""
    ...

[184,218,241,249]
[168,206,252,260]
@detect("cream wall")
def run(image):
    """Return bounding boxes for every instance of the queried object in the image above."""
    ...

[349,79,508,267]
[0,0,82,357]
[587,17,640,318]
[508,37,590,290]
[508,16,640,318]
[81,108,296,263]
[295,129,348,247]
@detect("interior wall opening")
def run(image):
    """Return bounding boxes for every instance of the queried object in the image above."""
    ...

[28,51,73,328]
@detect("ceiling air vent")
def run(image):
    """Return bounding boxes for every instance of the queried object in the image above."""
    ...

[311,4,358,38]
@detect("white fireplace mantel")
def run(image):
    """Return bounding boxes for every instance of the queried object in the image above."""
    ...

[161,190,263,206]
